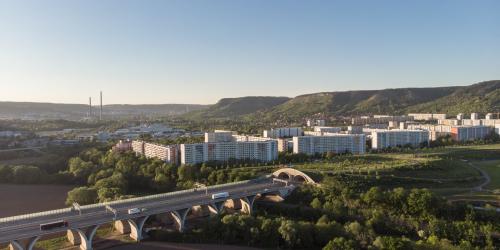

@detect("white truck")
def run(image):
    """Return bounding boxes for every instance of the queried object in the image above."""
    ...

[211,192,229,199]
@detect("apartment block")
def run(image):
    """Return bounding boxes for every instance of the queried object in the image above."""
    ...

[371,130,429,149]
[263,127,303,138]
[132,140,179,164]
[205,130,234,142]
[277,138,293,152]
[408,113,448,121]
[181,140,278,165]
[131,140,145,154]
[351,115,412,125]
[313,126,342,134]
[450,126,492,142]
[406,124,452,140]
[293,134,366,155]
[181,143,208,165]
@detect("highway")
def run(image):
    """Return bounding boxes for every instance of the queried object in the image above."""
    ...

[0,178,289,244]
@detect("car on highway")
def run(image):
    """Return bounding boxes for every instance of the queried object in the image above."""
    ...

[128,208,141,215]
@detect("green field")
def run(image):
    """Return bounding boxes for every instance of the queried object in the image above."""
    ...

[471,160,500,191]
[291,144,500,200]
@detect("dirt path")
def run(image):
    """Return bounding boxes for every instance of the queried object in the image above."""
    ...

[467,161,491,191]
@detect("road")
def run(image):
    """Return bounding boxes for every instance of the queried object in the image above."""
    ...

[0,178,287,244]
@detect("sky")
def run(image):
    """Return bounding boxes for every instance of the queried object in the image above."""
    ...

[0,0,499,105]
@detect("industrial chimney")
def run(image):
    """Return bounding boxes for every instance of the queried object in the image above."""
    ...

[100,91,103,121]
[89,97,92,118]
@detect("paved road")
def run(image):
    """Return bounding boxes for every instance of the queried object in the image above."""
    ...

[0,179,286,244]
[0,147,44,153]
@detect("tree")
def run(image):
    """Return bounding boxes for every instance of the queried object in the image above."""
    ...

[66,187,98,205]
[12,165,42,184]
[372,236,412,250]
[323,237,356,250]
[310,198,323,209]
[279,220,300,248]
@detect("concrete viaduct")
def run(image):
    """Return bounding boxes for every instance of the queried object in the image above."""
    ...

[0,168,314,250]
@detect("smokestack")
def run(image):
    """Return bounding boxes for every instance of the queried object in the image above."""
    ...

[99,91,103,121]
[89,97,92,117]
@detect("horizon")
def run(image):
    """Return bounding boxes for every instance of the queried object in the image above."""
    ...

[1,79,498,105]
[1,0,499,104]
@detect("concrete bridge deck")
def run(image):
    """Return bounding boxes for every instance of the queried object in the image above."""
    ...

[0,177,293,250]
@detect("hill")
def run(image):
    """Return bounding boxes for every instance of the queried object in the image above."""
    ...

[181,80,500,121]
[182,96,290,119]
[0,102,207,120]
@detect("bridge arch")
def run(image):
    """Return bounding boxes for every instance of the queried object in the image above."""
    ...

[272,168,316,184]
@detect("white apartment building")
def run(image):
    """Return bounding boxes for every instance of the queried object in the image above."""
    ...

[351,116,412,125]
[132,140,179,164]
[293,134,366,155]
[408,113,448,121]
[371,130,429,149]
[205,130,234,142]
[307,119,326,127]
[313,126,342,134]
[181,143,208,165]
[263,127,303,138]
[471,113,479,120]
[277,138,293,152]
[181,140,278,165]
[406,124,452,141]
[450,126,492,141]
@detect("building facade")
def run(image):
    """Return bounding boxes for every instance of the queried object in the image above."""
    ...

[371,130,429,149]
[450,126,492,141]
[263,127,303,138]
[293,134,365,155]
[132,140,179,164]
[408,113,448,121]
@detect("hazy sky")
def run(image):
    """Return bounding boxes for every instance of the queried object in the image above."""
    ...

[1,0,499,104]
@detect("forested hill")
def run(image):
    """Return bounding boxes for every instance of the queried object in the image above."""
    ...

[182,96,291,119]
[182,80,500,120]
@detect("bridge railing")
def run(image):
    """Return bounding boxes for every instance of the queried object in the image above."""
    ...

[97,179,258,207]
[0,207,73,224]
[0,178,270,225]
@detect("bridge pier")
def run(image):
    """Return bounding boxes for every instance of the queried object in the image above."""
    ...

[207,201,225,215]
[114,220,131,234]
[128,216,149,241]
[8,236,40,250]
[170,208,191,232]
[67,225,100,250]
[240,195,257,215]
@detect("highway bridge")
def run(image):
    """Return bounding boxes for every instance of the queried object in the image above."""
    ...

[0,168,314,250]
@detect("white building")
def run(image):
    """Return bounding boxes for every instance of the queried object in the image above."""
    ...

[181,140,278,165]
[371,130,429,149]
[263,127,303,138]
[293,134,365,155]
[471,113,479,120]
[205,130,234,142]
[181,143,208,165]
[132,140,179,164]
[313,126,342,134]
[451,126,492,141]
[307,119,326,127]
[408,113,447,121]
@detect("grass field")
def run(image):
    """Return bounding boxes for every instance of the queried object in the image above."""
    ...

[292,144,500,200]
[471,160,500,191]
